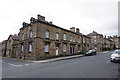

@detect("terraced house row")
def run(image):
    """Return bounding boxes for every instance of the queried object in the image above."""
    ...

[0,14,120,60]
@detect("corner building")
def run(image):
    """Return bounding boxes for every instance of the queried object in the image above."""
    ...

[18,15,91,60]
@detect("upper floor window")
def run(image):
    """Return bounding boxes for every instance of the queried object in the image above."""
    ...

[56,32,59,40]
[44,44,49,53]
[83,38,85,43]
[22,33,24,40]
[45,30,50,39]
[63,33,66,40]
[29,30,32,38]
[78,37,80,43]
[28,43,32,52]
[94,40,97,42]
[73,36,75,42]
[70,35,73,41]
[94,36,96,38]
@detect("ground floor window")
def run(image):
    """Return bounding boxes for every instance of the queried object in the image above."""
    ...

[28,43,32,52]
[44,44,49,53]
[63,44,67,52]
[21,44,23,52]
[78,45,80,52]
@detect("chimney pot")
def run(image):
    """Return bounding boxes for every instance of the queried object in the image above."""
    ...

[76,28,80,33]
[70,27,75,32]
[49,21,52,24]
[37,14,45,21]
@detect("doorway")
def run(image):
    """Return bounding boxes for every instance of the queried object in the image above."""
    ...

[56,47,59,56]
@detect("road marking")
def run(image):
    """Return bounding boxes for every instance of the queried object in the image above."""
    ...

[8,63,23,67]
[24,64,30,66]
[106,60,110,63]
[0,61,5,63]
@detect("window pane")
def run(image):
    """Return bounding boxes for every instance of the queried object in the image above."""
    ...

[30,31,32,38]
[44,44,49,52]
[46,31,49,38]
[63,44,66,52]
[70,35,72,41]
[56,33,59,40]
[63,34,66,40]
[22,33,24,40]
[29,44,32,52]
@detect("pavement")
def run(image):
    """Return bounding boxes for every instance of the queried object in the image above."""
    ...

[31,54,84,63]
[30,51,110,63]
[1,51,110,64]
[2,50,119,78]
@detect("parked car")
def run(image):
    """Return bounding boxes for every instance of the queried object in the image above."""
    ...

[111,49,120,62]
[85,49,96,56]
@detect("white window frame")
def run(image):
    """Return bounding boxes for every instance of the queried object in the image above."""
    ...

[45,30,50,39]
[94,36,96,38]
[44,44,49,53]
[83,38,85,43]
[22,33,24,40]
[28,43,32,52]
[21,45,23,52]
[78,37,80,43]
[73,36,75,42]
[63,33,66,40]
[29,30,32,38]
[70,35,72,41]
[63,44,67,52]
[56,32,59,40]
[94,40,97,42]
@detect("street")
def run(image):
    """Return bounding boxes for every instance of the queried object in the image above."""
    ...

[1,51,120,78]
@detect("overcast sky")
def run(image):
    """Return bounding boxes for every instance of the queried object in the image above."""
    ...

[0,0,119,42]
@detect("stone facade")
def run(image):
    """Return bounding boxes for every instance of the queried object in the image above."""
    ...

[87,31,104,51]
[87,31,114,51]
[1,40,7,57]
[6,34,19,58]
[109,35,120,49]
[0,14,119,60]
[18,15,91,60]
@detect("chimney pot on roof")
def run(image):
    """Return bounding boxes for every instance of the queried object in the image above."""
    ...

[22,22,29,27]
[37,14,45,21]
[49,21,52,24]
[70,27,75,32]
[30,17,36,23]
[105,35,106,38]
[76,28,80,33]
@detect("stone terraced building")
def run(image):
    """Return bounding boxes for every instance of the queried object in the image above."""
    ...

[0,14,119,60]
[18,15,91,60]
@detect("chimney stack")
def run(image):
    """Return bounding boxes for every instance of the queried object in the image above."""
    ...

[22,22,29,27]
[49,21,52,24]
[70,27,75,32]
[37,14,45,21]
[30,17,35,23]
[76,28,80,33]
[105,35,106,38]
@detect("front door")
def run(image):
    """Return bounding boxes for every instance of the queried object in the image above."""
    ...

[73,46,74,54]
[70,46,72,54]
[56,47,59,56]
[70,45,74,54]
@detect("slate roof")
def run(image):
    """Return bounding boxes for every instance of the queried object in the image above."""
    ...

[87,31,103,36]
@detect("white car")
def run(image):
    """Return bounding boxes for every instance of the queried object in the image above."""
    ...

[111,49,120,62]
